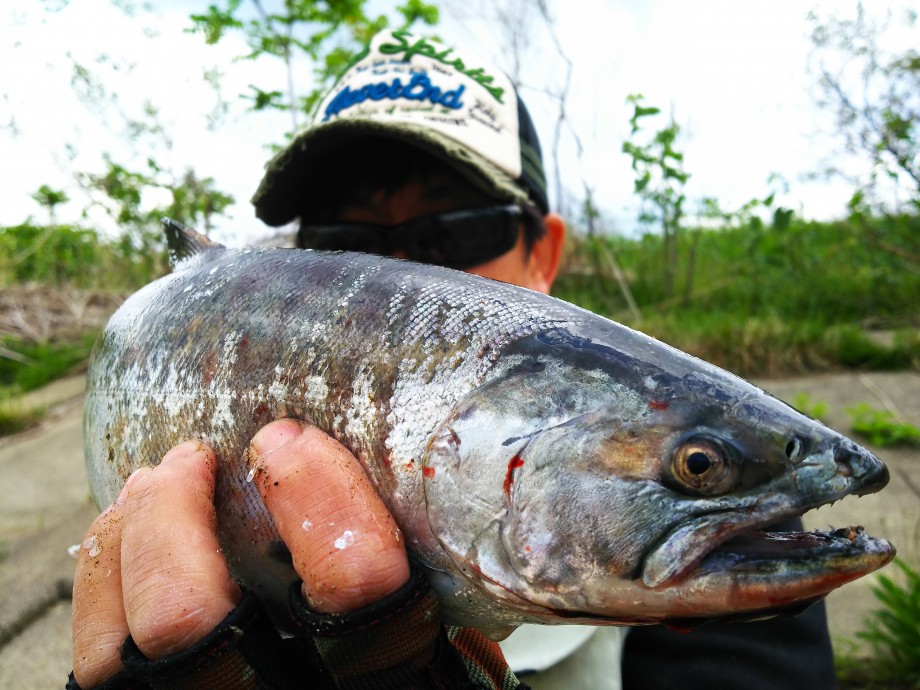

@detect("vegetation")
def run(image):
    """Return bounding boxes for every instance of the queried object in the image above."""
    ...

[791,393,829,422]
[809,3,920,213]
[847,403,920,447]
[553,212,920,376]
[188,0,440,132]
[837,560,920,690]
[0,333,99,436]
[0,398,45,437]
[0,222,167,290]
[0,334,98,394]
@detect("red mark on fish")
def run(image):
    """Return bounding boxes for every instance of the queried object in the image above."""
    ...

[423,466,436,479]
[504,455,525,497]
[649,400,668,411]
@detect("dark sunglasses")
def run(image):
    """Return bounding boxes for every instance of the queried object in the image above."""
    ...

[297,204,526,270]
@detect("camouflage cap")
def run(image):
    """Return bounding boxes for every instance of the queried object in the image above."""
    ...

[251,28,548,226]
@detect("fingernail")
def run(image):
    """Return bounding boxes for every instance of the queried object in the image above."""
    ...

[123,466,149,493]
[251,419,304,456]
[160,440,207,466]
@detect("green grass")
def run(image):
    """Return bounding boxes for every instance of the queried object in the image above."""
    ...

[0,333,97,394]
[836,561,920,689]
[791,393,829,421]
[847,404,920,447]
[554,213,920,376]
[0,333,97,437]
[0,222,168,290]
[0,397,45,436]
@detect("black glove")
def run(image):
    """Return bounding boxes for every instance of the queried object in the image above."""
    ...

[69,571,527,690]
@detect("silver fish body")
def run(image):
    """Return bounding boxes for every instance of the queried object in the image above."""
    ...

[84,243,894,635]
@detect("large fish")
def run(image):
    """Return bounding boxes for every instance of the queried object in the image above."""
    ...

[84,222,894,636]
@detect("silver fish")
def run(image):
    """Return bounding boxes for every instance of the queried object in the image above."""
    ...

[84,223,894,636]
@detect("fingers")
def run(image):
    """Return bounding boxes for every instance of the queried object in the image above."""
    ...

[120,441,240,658]
[72,481,131,686]
[72,422,407,687]
[72,441,241,687]
[250,420,409,613]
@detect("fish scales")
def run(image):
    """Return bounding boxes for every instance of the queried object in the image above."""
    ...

[86,248,580,619]
[85,241,895,635]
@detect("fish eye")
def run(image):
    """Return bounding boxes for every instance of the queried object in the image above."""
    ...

[669,437,739,496]
[785,437,804,462]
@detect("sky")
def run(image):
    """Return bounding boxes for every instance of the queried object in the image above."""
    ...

[1,0,916,245]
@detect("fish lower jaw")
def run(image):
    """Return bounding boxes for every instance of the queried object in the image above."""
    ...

[641,522,895,613]
[640,487,892,590]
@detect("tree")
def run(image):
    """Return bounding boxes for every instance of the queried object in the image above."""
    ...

[622,94,690,300]
[188,0,440,139]
[809,3,920,212]
[30,185,70,226]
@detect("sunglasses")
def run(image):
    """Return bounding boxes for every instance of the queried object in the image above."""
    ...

[297,204,526,270]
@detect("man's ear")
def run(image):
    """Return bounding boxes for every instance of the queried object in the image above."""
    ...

[527,213,566,294]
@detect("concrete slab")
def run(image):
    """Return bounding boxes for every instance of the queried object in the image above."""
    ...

[0,600,73,690]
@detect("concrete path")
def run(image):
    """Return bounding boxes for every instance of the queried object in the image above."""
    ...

[0,372,917,689]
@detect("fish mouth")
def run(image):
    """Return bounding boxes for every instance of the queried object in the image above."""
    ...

[696,524,896,579]
[642,510,896,597]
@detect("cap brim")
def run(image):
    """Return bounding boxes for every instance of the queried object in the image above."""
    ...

[251,119,532,227]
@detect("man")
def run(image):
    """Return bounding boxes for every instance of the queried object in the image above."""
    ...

[70,28,836,689]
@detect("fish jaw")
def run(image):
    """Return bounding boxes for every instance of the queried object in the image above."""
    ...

[530,526,895,626]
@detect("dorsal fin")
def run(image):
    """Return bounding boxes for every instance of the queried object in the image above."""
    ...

[163,218,225,267]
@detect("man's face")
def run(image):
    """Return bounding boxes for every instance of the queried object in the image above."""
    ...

[332,174,547,292]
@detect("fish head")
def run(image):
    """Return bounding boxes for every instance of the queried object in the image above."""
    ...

[422,325,895,628]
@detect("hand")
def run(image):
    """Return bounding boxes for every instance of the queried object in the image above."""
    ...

[71,419,410,687]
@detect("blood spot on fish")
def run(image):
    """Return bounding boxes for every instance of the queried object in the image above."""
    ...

[503,455,525,497]
[200,351,217,385]
[649,400,669,411]
[423,466,436,479]
[255,403,268,416]
[405,459,415,470]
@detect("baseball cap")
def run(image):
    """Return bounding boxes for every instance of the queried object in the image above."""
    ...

[251,28,548,226]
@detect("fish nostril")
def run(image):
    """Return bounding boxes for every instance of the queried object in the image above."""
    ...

[833,444,890,493]
[833,446,858,478]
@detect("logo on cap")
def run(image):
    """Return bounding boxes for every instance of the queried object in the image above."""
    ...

[323,72,465,122]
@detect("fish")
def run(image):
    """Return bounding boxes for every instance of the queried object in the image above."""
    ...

[83,221,895,637]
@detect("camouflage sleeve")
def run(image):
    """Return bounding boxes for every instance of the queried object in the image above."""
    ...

[67,591,303,690]
[287,568,529,690]
[68,573,529,690]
